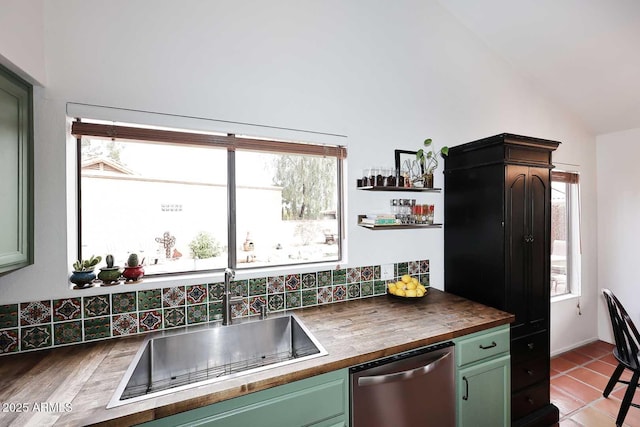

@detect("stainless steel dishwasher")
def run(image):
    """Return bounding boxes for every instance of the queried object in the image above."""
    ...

[350,341,455,427]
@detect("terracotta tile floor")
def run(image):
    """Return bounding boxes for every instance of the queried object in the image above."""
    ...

[551,340,640,426]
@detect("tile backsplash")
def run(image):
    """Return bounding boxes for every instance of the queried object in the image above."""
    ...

[0,259,429,355]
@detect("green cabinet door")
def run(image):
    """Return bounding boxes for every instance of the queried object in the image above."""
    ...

[457,354,510,427]
[138,369,349,427]
[0,64,33,274]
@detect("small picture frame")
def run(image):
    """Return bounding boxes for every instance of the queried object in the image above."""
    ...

[394,150,422,175]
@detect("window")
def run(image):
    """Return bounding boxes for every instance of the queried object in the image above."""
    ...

[73,120,345,276]
[550,170,581,297]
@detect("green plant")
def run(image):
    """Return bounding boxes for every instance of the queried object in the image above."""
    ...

[127,253,140,267]
[189,232,222,259]
[416,138,449,175]
[72,255,102,271]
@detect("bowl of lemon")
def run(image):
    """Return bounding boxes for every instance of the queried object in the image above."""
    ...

[387,274,428,300]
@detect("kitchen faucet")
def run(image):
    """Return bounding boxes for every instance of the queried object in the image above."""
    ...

[222,268,243,326]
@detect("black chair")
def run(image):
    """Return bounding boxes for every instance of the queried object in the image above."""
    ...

[602,289,640,426]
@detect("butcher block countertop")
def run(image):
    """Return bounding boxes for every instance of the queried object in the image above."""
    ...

[0,289,514,426]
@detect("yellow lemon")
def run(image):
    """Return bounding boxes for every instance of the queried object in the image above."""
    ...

[406,289,418,297]
[416,289,425,297]
[411,277,419,285]
[406,282,417,290]
[401,274,412,284]
[395,288,406,297]
[388,283,397,292]
[417,284,426,292]
[396,281,405,290]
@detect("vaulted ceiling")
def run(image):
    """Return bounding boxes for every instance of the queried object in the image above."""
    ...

[438,0,640,135]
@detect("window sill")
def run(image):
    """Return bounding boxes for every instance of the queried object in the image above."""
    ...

[551,293,580,304]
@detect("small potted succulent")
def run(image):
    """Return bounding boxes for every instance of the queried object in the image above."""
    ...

[415,138,449,188]
[69,255,102,288]
[122,253,144,283]
[97,254,123,286]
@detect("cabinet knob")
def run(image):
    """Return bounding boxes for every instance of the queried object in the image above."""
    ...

[527,397,535,405]
[526,369,534,376]
[527,343,535,350]
[479,341,497,350]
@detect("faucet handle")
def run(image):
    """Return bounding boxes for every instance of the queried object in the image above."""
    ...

[259,302,268,320]
[224,268,235,281]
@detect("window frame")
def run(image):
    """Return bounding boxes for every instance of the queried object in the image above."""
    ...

[550,169,581,299]
[72,119,346,276]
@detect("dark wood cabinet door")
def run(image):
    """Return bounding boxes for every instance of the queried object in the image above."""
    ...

[527,167,551,332]
[506,165,528,336]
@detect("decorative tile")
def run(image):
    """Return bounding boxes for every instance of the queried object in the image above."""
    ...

[20,301,51,326]
[396,262,409,276]
[139,310,162,332]
[361,281,374,297]
[420,259,430,273]
[0,304,19,329]
[21,325,52,350]
[187,304,208,324]
[286,291,301,309]
[333,285,346,302]
[231,280,248,297]
[332,269,346,285]
[208,302,223,321]
[84,295,110,318]
[285,274,301,291]
[361,266,374,282]
[186,285,207,304]
[347,267,361,284]
[162,286,186,307]
[267,276,285,294]
[408,261,420,275]
[374,265,381,280]
[420,273,430,286]
[317,286,333,304]
[163,307,186,328]
[302,289,317,307]
[112,292,137,314]
[347,283,361,299]
[0,329,19,353]
[54,321,82,345]
[231,298,248,319]
[208,283,224,301]
[53,298,81,322]
[249,296,267,315]
[317,270,332,287]
[112,314,138,336]
[249,278,267,296]
[138,289,161,311]
[302,273,316,289]
[84,316,111,341]
[268,293,285,312]
[374,280,387,295]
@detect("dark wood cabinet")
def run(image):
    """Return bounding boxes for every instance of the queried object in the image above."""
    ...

[444,133,560,427]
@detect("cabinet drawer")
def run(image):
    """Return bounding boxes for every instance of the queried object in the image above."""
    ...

[457,326,510,367]
[511,357,547,392]
[511,330,548,364]
[511,381,549,420]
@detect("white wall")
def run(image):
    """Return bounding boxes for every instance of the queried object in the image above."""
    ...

[0,0,598,353]
[596,127,640,343]
[0,0,46,85]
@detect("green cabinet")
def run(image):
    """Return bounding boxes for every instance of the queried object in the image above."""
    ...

[0,64,33,274]
[138,369,349,427]
[455,325,511,427]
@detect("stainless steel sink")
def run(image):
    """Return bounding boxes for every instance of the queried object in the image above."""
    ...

[107,314,327,408]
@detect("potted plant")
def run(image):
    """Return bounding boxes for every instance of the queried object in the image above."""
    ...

[97,254,123,286]
[122,253,145,283]
[69,255,102,288]
[415,138,449,188]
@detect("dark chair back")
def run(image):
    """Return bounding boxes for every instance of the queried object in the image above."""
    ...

[603,289,640,371]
